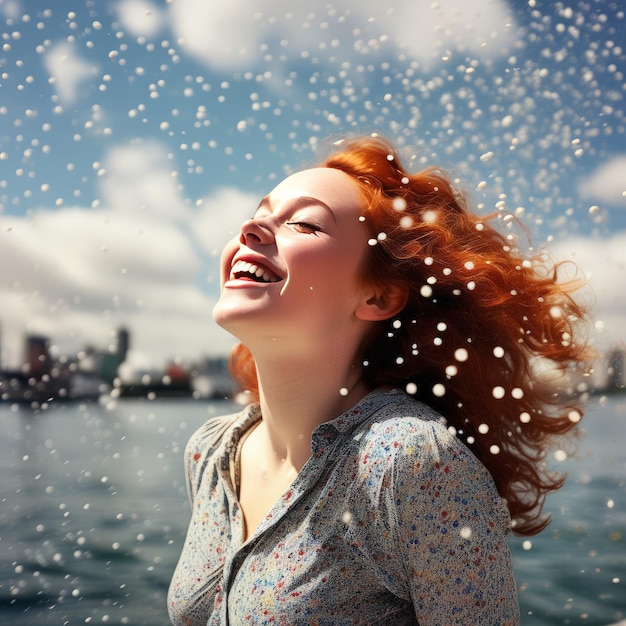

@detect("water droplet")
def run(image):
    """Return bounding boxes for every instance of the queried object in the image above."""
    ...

[432,383,446,397]
[492,386,505,399]
[392,197,407,211]
[423,209,438,223]
[549,306,563,319]
[454,348,469,362]
[568,409,581,423]
[460,526,472,539]
[405,382,417,394]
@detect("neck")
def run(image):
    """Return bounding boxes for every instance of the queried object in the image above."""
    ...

[250,345,370,470]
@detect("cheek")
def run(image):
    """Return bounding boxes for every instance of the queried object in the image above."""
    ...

[293,244,365,293]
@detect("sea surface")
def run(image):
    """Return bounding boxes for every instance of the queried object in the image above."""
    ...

[0,395,624,625]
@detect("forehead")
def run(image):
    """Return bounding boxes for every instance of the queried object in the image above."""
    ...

[267,168,363,214]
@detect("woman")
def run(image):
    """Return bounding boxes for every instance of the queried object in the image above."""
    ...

[168,135,592,625]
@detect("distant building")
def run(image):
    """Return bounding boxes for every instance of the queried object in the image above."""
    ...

[101,327,131,383]
[24,334,51,375]
[116,327,130,361]
[606,347,625,392]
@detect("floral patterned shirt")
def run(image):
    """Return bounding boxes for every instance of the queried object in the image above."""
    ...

[168,388,520,625]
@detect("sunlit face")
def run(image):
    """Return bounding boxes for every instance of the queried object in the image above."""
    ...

[213,168,372,348]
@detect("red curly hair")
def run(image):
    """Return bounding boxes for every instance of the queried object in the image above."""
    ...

[228,135,593,537]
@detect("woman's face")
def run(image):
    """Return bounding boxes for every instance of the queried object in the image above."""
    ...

[213,167,373,349]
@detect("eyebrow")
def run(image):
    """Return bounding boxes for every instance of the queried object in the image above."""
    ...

[256,195,337,223]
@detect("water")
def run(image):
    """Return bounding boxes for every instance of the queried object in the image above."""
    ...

[0,396,624,625]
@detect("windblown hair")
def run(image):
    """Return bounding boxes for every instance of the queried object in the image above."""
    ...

[229,135,594,536]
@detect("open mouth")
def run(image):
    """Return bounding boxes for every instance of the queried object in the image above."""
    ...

[230,260,282,283]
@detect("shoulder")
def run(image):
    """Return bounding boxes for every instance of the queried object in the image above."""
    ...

[185,410,242,458]
[360,389,499,493]
[359,389,457,459]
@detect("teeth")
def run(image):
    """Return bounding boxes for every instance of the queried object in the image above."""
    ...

[231,260,279,283]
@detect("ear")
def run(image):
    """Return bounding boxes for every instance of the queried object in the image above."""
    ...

[355,283,408,322]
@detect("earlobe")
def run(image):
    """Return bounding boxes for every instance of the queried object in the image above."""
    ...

[355,284,408,321]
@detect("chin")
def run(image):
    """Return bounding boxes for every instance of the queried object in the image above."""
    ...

[213,298,257,340]
[212,299,235,330]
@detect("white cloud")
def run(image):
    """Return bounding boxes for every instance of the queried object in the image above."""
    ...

[191,187,259,260]
[0,0,21,20]
[168,0,518,72]
[0,206,226,370]
[115,0,165,38]
[578,155,626,207]
[42,40,98,105]
[551,234,626,352]
[0,140,255,371]
[375,0,517,64]
[99,141,188,220]
[168,0,264,71]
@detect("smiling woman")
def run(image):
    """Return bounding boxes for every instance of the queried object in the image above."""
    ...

[168,135,593,626]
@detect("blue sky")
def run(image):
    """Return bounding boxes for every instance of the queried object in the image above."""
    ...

[0,0,624,376]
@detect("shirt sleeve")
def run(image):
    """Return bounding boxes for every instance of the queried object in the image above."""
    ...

[389,420,520,625]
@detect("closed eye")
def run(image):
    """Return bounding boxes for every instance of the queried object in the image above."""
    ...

[286,221,322,234]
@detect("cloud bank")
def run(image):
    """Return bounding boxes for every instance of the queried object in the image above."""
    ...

[551,233,626,353]
[0,141,256,371]
[115,0,165,38]
[168,0,519,72]
[579,155,626,207]
[43,41,99,105]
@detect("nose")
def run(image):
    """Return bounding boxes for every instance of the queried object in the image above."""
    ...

[239,217,274,245]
